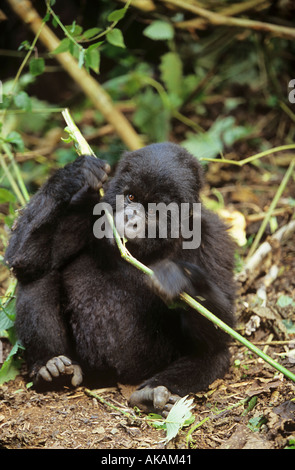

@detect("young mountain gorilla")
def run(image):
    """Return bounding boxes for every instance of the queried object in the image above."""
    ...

[5,143,235,415]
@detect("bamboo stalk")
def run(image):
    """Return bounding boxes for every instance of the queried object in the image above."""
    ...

[6,0,144,151]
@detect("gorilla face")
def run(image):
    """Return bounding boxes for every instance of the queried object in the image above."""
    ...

[100,143,203,258]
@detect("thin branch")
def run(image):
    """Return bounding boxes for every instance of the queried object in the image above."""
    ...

[160,0,295,40]
[200,144,295,166]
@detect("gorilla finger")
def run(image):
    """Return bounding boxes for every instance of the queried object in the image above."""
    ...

[161,409,170,419]
[85,159,110,184]
[168,394,180,404]
[153,386,170,410]
[46,359,60,377]
[64,364,74,375]
[83,169,102,190]
[58,355,72,366]
[53,356,66,374]
[71,364,83,387]
[38,366,52,382]
[103,162,111,174]
[129,387,153,413]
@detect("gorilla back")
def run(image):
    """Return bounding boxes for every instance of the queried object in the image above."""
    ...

[5,143,236,415]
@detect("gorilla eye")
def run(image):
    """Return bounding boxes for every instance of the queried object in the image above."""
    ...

[127,194,136,203]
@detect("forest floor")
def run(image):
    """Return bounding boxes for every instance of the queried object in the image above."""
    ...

[0,161,294,450]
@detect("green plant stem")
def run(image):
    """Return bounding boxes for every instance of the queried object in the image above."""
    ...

[85,388,132,418]
[2,143,30,203]
[199,144,295,166]
[0,152,26,206]
[62,108,96,157]
[247,158,295,259]
[45,1,83,53]
[180,293,295,383]
[0,108,65,115]
[81,0,132,43]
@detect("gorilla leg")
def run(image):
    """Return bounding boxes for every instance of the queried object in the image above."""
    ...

[15,272,81,387]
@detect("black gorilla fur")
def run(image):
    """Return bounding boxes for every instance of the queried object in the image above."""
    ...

[5,143,235,414]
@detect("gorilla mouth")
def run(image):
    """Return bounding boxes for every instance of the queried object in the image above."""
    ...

[93,197,202,250]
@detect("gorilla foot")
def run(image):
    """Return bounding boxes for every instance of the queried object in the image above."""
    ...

[33,355,83,388]
[129,385,180,417]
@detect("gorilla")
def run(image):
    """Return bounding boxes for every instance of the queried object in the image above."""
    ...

[5,143,235,415]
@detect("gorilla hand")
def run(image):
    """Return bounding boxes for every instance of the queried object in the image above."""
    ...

[33,355,83,388]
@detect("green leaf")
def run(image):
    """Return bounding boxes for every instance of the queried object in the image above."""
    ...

[13,91,31,111]
[5,131,25,152]
[143,21,174,41]
[0,188,16,204]
[78,48,85,68]
[82,27,102,40]
[147,413,166,429]
[160,52,183,97]
[247,415,267,432]
[183,132,223,160]
[282,319,295,333]
[108,8,127,22]
[133,88,171,142]
[0,356,22,385]
[52,37,71,54]
[106,28,125,48]
[277,295,293,308]
[164,396,194,443]
[85,45,101,74]
[65,23,83,37]
[29,57,45,76]
[183,116,252,160]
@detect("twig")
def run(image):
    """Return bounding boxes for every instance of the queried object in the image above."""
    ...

[175,0,269,30]
[85,388,133,418]
[200,144,295,166]
[160,0,295,40]
[62,110,295,385]
[6,0,143,151]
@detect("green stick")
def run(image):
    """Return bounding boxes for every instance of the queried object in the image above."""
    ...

[181,293,295,382]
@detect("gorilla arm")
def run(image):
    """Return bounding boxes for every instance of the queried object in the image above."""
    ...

[5,156,110,387]
[129,255,234,415]
[5,156,110,282]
